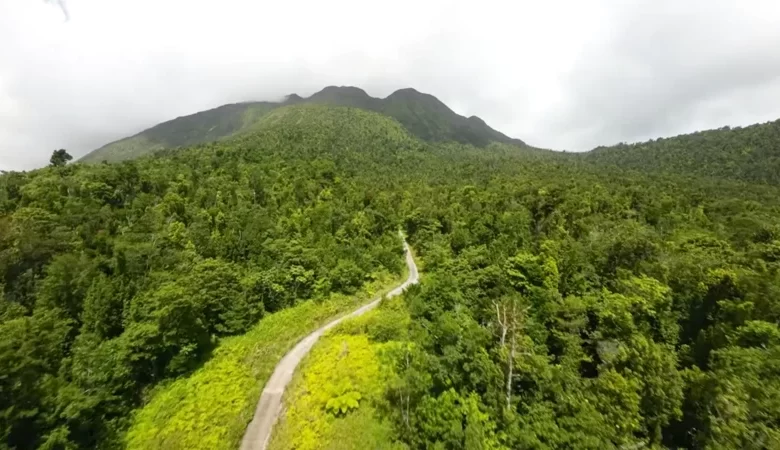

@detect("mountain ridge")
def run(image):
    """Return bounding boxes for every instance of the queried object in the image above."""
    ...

[81,86,526,163]
[584,118,780,185]
[79,85,780,186]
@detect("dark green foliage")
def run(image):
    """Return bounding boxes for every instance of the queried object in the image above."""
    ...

[381,88,524,147]
[0,308,73,448]
[307,86,382,110]
[49,149,73,167]
[81,102,279,163]
[142,102,277,148]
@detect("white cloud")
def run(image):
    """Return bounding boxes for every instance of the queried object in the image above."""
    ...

[1,0,780,169]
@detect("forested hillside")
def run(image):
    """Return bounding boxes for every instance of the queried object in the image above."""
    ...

[81,86,525,163]
[586,119,780,184]
[81,102,280,164]
[3,104,780,449]
[0,106,412,449]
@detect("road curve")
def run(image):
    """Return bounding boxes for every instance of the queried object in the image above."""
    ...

[239,239,419,450]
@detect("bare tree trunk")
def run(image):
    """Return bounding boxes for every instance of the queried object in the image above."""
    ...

[506,299,517,409]
[494,301,507,346]
[497,297,528,411]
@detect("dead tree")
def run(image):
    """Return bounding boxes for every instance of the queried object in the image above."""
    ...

[493,295,529,410]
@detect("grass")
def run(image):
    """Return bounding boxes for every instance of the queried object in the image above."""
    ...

[124,270,405,450]
[268,297,411,450]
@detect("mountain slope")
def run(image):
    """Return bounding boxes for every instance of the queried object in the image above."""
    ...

[381,88,524,148]
[82,102,278,163]
[81,86,526,163]
[584,119,780,185]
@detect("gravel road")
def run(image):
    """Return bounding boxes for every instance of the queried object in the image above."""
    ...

[239,239,419,450]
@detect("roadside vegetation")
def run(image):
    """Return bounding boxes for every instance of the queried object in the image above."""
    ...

[269,297,411,450]
[126,272,402,450]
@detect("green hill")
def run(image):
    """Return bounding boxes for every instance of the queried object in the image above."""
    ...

[81,86,526,163]
[584,119,780,185]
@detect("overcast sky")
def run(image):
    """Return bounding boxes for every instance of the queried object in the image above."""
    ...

[2,0,780,170]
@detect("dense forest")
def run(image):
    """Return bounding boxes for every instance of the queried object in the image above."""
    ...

[3,103,780,449]
[392,153,780,449]
[586,119,780,185]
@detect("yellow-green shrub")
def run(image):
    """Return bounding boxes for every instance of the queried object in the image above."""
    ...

[125,273,400,450]
[269,298,411,450]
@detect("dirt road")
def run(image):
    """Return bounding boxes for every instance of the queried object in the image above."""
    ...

[239,240,419,450]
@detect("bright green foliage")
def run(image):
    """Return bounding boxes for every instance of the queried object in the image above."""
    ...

[699,345,780,449]
[325,390,362,416]
[126,275,398,450]
[380,133,780,448]
[269,334,387,450]
[269,299,412,450]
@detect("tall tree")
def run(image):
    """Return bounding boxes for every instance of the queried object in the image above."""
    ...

[49,149,72,167]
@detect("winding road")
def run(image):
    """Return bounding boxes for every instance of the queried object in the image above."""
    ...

[239,239,419,450]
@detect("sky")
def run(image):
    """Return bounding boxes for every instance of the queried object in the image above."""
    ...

[2,0,780,170]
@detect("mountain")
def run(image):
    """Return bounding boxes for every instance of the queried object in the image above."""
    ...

[76,84,780,187]
[584,119,780,185]
[81,86,526,163]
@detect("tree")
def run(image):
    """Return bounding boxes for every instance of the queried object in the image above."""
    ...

[49,149,73,167]
[0,308,72,448]
[492,294,529,410]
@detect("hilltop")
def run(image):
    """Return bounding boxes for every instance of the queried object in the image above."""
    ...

[81,86,526,163]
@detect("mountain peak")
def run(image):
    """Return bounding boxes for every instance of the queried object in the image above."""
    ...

[284,93,303,103]
[313,86,371,98]
[386,88,450,111]
[468,115,487,125]
[386,88,443,104]
[308,86,379,110]
[388,87,421,96]
[82,85,528,163]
